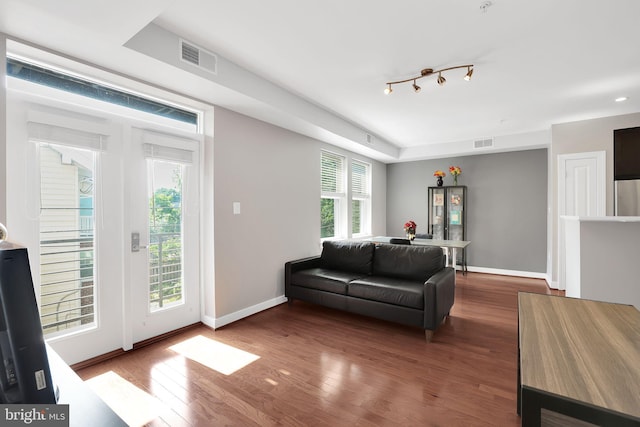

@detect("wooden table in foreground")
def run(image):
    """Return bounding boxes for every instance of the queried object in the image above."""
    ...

[517,293,640,426]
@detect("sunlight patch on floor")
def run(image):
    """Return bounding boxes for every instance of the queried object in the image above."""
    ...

[168,335,260,375]
[84,370,163,427]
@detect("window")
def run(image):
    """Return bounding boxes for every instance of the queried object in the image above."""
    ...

[144,139,197,312]
[321,151,346,239]
[351,160,371,236]
[7,57,198,125]
[38,143,97,336]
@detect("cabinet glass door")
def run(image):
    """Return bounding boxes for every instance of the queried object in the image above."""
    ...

[428,187,446,239]
[447,186,465,241]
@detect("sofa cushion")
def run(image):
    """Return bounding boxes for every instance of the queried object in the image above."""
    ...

[348,277,424,309]
[320,241,375,275]
[291,268,365,295]
[372,244,444,281]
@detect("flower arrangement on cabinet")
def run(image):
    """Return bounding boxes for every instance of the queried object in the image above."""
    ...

[404,220,417,240]
[449,166,462,185]
[433,170,446,187]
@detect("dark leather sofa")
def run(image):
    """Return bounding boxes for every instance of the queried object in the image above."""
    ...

[285,240,455,341]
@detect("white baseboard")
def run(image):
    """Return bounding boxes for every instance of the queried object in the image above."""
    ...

[547,280,560,290]
[201,314,216,330]
[466,265,548,280]
[208,296,288,329]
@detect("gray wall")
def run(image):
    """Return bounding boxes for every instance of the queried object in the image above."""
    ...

[213,107,387,318]
[387,149,548,273]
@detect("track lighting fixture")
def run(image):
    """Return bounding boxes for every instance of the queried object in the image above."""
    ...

[384,64,474,94]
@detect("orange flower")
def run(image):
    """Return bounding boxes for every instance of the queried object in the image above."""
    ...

[449,166,462,176]
[433,170,446,177]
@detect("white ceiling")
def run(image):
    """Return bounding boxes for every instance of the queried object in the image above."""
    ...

[1,0,640,163]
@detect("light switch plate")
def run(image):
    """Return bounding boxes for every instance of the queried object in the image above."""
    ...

[233,202,241,215]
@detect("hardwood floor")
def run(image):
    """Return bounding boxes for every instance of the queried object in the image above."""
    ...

[76,273,554,426]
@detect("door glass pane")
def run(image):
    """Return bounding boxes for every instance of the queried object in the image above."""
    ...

[447,187,465,242]
[148,160,184,312]
[429,188,446,240]
[39,144,96,336]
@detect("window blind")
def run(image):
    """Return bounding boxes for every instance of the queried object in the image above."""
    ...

[27,121,107,151]
[351,160,370,199]
[141,129,199,165]
[143,143,194,165]
[321,151,345,195]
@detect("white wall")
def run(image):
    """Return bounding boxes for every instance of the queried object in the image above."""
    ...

[550,112,640,284]
[564,217,640,309]
[211,107,386,323]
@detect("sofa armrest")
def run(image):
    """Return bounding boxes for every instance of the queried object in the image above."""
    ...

[285,256,322,297]
[423,267,456,329]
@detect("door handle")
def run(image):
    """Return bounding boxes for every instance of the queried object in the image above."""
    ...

[132,232,150,252]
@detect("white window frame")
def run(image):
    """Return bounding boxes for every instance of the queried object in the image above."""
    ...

[321,150,347,240]
[351,159,371,238]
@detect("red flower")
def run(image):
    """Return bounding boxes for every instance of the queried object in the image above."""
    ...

[404,220,417,231]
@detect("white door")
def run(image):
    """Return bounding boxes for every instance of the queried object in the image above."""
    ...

[6,100,127,364]
[128,128,201,344]
[557,151,606,290]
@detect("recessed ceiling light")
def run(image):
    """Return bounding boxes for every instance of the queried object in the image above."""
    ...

[615,97,628,102]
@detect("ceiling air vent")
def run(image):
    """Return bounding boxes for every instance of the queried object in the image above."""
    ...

[473,138,494,149]
[180,39,217,74]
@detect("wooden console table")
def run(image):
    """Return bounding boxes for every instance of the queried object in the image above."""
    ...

[517,293,640,426]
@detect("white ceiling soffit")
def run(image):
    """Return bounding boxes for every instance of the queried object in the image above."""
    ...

[124,23,400,162]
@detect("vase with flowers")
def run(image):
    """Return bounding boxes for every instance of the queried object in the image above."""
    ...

[433,170,446,187]
[404,220,417,240]
[449,166,462,186]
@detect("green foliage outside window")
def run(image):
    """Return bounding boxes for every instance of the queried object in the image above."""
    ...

[321,198,335,238]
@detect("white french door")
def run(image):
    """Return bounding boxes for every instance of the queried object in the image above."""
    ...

[6,93,202,364]
[127,128,201,343]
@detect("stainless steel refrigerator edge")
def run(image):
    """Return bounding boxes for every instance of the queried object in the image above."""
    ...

[615,179,640,216]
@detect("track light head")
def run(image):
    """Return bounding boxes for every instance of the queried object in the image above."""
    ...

[437,73,446,86]
[464,66,474,81]
[384,84,393,95]
[412,80,421,93]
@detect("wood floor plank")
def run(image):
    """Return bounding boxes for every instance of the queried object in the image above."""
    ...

[76,272,554,426]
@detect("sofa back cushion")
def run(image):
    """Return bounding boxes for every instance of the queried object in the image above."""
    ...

[321,241,375,275]
[373,244,444,281]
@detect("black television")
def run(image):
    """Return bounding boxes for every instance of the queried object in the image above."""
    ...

[0,241,57,403]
